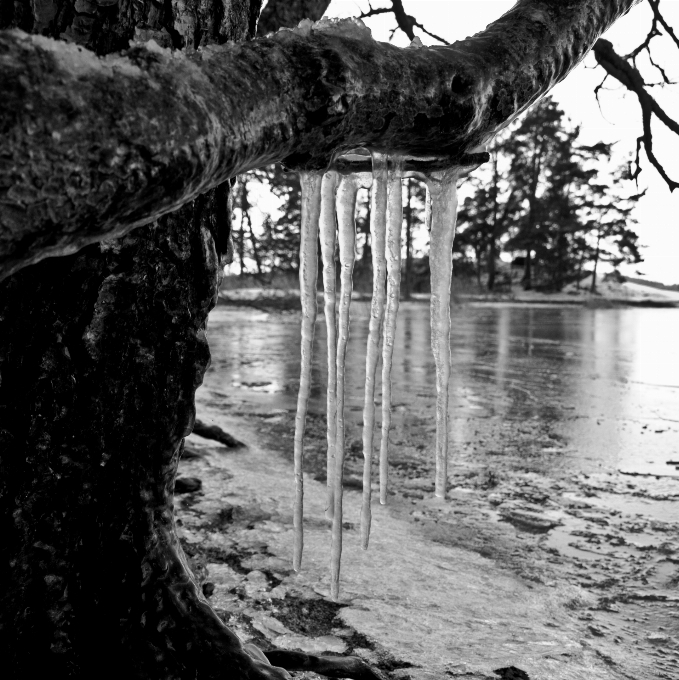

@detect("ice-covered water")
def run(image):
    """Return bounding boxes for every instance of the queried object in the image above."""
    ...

[206,302,679,479]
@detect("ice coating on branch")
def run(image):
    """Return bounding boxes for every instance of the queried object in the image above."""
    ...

[360,152,388,548]
[319,171,339,520]
[277,17,372,41]
[425,169,460,500]
[312,17,373,40]
[293,172,323,571]
[295,18,314,36]
[379,158,404,505]
[330,174,360,601]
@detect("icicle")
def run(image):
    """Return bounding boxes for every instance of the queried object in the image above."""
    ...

[319,170,340,520]
[425,169,460,500]
[379,158,404,505]
[330,173,361,600]
[293,172,323,572]
[360,152,388,548]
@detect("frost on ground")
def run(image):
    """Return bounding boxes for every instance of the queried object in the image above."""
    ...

[177,385,679,680]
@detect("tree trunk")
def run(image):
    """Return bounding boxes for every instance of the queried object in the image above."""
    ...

[0,1,297,678]
[404,179,413,300]
[475,245,483,288]
[239,187,247,275]
[487,152,499,292]
[591,230,602,293]
[487,238,497,292]
[522,249,533,290]
[0,201,285,680]
[520,141,544,292]
[240,179,263,275]
[247,215,264,276]
[362,201,372,262]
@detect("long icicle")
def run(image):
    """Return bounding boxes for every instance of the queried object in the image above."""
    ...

[425,169,460,500]
[330,173,360,601]
[360,152,388,548]
[319,170,340,520]
[379,158,404,505]
[293,172,323,572]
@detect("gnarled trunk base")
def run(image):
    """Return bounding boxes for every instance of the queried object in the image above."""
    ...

[0,198,280,679]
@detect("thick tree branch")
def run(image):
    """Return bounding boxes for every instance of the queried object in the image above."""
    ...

[388,0,415,40]
[1,0,642,279]
[593,37,679,190]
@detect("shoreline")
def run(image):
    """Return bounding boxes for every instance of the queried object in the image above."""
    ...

[217,288,679,311]
[176,353,679,679]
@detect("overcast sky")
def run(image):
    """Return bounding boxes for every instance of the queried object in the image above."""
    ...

[323,1,679,284]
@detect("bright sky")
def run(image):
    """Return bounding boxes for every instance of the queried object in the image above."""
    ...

[322,1,679,284]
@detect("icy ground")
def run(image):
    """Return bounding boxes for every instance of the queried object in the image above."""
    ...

[174,305,679,680]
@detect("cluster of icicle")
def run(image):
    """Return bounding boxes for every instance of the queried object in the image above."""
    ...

[293,151,460,600]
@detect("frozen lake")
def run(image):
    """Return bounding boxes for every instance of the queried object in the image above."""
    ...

[205,301,679,479]
[190,301,679,678]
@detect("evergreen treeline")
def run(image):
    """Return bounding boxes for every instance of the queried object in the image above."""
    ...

[230,98,643,294]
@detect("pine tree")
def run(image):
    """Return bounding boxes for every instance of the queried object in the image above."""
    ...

[458,97,644,292]
[578,167,644,292]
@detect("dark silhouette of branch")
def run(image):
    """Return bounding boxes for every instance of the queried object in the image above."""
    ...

[590,0,679,191]
[625,6,661,62]
[357,4,392,21]
[364,0,679,192]
[623,5,674,84]
[648,0,679,51]
[358,0,450,44]
[593,37,679,191]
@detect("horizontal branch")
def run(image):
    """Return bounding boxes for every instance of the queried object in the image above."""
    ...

[1,0,641,278]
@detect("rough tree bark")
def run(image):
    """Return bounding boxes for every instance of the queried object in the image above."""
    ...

[0,1,307,679]
[0,0,641,279]
[0,1,643,678]
[0,199,270,680]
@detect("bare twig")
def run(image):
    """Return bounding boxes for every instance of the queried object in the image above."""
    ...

[192,420,246,448]
[593,38,679,191]
[359,0,450,45]
[646,49,673,84]
[412,19,450,46]
[648,0,679,52]
[593,73,612,113]
[357,3,392,21]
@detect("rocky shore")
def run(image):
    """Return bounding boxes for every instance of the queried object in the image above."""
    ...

[175,401,679,680]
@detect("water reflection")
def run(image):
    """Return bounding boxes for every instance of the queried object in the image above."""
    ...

[204,303,679,477]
